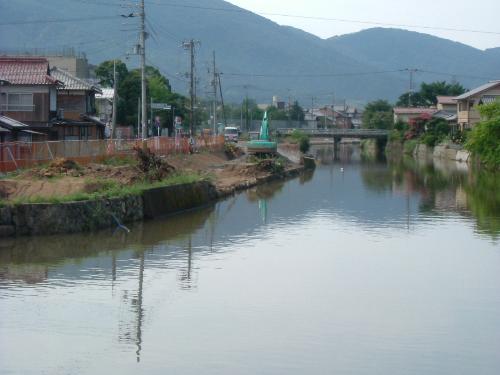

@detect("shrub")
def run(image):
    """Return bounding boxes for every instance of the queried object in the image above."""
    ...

[404,140,418,155]
[299,136,311,154]
[466,102,500,169]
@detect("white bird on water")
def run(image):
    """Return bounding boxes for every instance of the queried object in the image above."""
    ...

[340,167,344,173]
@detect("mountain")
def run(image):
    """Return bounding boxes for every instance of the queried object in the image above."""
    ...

[1,0,499,104]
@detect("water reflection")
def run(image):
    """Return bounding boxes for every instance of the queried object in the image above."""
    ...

[1,145,499,375]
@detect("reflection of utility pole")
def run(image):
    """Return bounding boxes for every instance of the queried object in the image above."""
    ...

[135,252,145,363]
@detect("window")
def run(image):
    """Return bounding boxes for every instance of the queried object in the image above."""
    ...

[1,93,34,111]
[80,127,90,140]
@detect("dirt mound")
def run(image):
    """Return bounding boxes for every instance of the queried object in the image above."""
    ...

[36,158,83,178]
[134,146,176,181]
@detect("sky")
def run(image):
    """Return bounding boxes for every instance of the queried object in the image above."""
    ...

[226,0,500,50]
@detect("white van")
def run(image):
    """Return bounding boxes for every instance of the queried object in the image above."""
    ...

[224,127,239,142]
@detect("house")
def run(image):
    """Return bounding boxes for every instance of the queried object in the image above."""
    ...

[454,80,500,130]
[393,107,438,124]
[0,56,59,141]
[436,96,457,112]
[95,87,114,124]
[306,107,353,129]
[49,67,105,140]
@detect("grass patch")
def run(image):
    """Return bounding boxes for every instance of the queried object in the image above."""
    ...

[4,172,204,206]
[100,155,137,167]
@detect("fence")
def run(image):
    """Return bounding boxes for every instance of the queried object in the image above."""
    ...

[0,135,225,172]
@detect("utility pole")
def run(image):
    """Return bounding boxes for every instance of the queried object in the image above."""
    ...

[217,73,227,127]
[139,0,147,139]
[183,39,198,136]
[212,51,217,134]
[111,60,117,138]
[407,68,418,107]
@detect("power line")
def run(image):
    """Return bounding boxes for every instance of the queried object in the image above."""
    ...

[146,2,500,36]
[0,15,119,26]
[223,69,406,78]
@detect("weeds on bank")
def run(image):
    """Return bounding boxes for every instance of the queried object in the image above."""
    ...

[3,173,204,206]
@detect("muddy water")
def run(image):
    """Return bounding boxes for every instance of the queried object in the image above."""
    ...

[1,146,499,375]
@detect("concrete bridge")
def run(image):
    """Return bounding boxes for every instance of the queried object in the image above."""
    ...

[277,128,390,141]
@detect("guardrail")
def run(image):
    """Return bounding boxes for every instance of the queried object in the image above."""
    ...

[0,135,225,173]
[276,128,390,137]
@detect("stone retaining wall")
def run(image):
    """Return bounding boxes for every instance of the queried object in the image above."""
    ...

[414,143,471,163]
[0,168,304,238]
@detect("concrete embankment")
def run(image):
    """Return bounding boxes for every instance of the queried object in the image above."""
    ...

[0,166,303,238]
[385,141,471,163]
[414,143,471,163]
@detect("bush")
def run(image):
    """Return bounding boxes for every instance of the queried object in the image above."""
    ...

[299,136,310,154]
[289,130,311,154]
[404,140,418,155]
[421,133,440,147]
[466,102,500,169]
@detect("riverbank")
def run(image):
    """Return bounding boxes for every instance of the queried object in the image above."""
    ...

[0,151,304,238]
[385,140,471,164]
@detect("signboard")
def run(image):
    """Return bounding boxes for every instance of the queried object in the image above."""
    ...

[151,102,172,110]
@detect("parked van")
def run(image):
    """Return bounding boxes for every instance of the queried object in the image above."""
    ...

[224,127,239,142]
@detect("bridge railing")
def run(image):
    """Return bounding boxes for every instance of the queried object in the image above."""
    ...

[276,128,389,137]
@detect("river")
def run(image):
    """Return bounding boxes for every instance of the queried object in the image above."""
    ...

[1,145,499,375]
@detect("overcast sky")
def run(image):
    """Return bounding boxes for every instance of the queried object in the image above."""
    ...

[226,0,500,50]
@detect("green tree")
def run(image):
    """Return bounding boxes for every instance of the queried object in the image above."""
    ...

[95,60,128,87]
[362,100,394,129]
[396,81,466,107]
[396,92,427,107]
[466,101,500,169]
[420,81,465,105]
[267,106,288,121]
[290,101,305,122]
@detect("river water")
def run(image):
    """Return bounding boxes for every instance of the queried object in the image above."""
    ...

[1,146,499,375]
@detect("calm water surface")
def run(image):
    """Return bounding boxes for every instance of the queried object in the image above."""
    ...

[1,146,499,375]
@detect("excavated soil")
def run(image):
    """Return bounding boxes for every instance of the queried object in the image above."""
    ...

[0,150,296,201]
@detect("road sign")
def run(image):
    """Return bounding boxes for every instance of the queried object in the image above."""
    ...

[151,103,172,110]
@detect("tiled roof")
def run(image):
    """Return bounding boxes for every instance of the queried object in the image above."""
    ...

[0,57,57,85]
[433,110,457,121]
[96,88,114,100]
[436,96,457,105]
[50,67,102,93]
[454,80,500,100]
[393,107,438,115]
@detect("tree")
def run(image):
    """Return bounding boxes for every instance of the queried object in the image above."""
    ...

[466,101,500,169]
[267,106,288,121]
[362,100,394,129]
[420,81,465,105]
[396,92,427,107]
[95,60,128,88]
[290,101,305,122]
[396,81,466,107]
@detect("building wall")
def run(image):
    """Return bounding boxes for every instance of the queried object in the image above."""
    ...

[57,93,86,121]
[46,56,90,78]
[2,92,51,123]
[437,103,457,112]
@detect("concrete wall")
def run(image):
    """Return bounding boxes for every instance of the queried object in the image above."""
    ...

[0,181,217,238]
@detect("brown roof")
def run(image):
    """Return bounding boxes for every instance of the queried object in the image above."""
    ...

[436,96,457,105]
[0,57,58,85]
[393,107,438,115]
